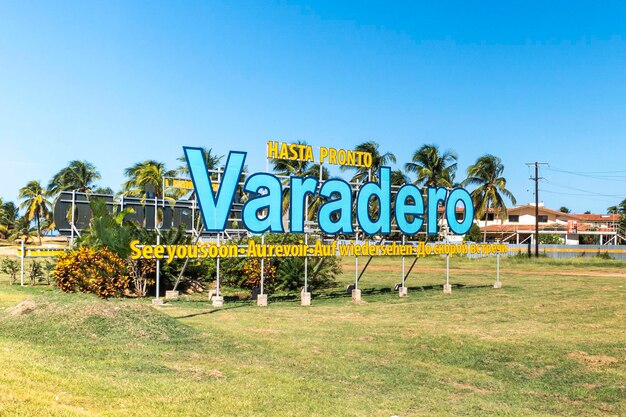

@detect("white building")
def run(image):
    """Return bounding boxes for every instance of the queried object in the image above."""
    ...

[475,203,623,245]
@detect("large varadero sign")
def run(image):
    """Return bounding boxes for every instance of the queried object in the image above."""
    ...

[52,141,475,239]
[184,142,474,236]
[47,141,484,306]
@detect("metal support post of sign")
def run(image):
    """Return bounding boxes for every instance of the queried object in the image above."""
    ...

[301,187,312,306]
[399,235,407,297]
[356,239,384,284]
[258,233,268,306]
[352,233,361,302]
[443,254,452,294]
[191,201,196,237]
[70,190,76,246]
[261,235,265,294]
[354,243,359,289]
[213,233,224,306]
[217,234,221,298]
[255,158,270,307]
[494,252,502,289]
[20,240,25,287]
[304,195,309,293]
[152,233,163,305]
[161,175,165,204]
[304,235,308,291]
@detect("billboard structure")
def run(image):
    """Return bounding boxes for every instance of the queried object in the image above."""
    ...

[50,141,502,306]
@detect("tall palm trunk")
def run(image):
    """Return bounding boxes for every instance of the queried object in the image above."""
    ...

[36,213,42,245]
[483,201,489,243]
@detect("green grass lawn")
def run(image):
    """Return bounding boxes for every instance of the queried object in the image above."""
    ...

[0,255,624,416]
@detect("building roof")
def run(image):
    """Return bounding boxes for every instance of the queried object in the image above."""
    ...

[574,213,620,222]
[479,223,617,233]
[506,204,580,219]
[481,204,619,222]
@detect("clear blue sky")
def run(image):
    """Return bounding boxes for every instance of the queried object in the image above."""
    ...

[1,1,625,213]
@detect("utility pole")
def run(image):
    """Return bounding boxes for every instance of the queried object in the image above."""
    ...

[526,162,548,257]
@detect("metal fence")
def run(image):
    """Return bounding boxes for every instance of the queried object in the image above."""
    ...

[506,243,626,260]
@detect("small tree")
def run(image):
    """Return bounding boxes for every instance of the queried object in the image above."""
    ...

[0,259,20,285]
[125,258,156,297]
[539,234,562,244]
[42,260,55,285]
[464,223,482,242]
[29,261,45,286]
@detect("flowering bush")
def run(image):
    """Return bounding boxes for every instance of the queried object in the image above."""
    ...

[241,258,277,289]
[52,246,129,299]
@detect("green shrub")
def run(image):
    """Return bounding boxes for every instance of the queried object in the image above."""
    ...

[539,234,562,244]
[275,256,339,291]
[220,234,341,292]
[0,258,20,285]
[28,260,45,286]
[464,223,482,242]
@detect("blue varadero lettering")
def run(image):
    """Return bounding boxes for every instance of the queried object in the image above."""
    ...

[242,173,285,233]
[290,177,319,233]
[184,147,246,232]
[427,187,448,235]
[446,188,474,235]
[185,148,475,236]
[356,167,391,235]
[394,184,424,235]
[318,179,354,234]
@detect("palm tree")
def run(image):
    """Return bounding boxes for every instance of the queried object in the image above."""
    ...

[608,199,626,214]
[123,160,176,199]
[48,160,101,196]
[391,169,409,187]
[0,201,19,232]
[18,180,52,245]
[462,155,517,242]
[92,186,114,195]
[405,144,457,187]
[342,141,396,183]
[0,198,5,239]
[9,216,38,244]
[177,147,222,177]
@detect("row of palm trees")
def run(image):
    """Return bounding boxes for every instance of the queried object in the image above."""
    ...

[9,142,516,243]
[5,148,222,243]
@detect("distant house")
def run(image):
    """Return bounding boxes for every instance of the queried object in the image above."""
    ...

[474,202,623,245]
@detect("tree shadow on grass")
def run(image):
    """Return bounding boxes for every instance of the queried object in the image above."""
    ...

[172,303,249,319]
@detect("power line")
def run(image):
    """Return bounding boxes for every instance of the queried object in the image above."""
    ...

[540,189,618,203]
[548,166,626,174]
[545,167,626,181]
[545,180,623,198]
